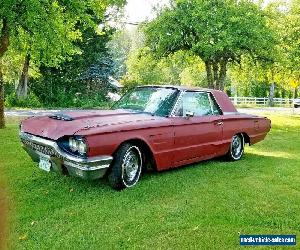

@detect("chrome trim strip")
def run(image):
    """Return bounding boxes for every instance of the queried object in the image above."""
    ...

[223,112,240,115]
[63,160,111,171]
[170,90,185,117]
[207,92,215,114]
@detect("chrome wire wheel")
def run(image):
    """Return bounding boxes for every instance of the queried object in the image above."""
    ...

[121,146,142,187]
[230,134,244,160]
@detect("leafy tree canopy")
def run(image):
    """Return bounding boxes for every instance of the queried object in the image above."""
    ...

[228,0,300,98]
[144,0,277,90]
[1,0,124,66]
[124,47,205,87]
[0,0,125,128]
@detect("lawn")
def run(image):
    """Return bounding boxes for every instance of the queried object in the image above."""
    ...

[1,114,299,249]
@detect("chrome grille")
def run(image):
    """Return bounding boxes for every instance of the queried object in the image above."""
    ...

[21,138,57,157]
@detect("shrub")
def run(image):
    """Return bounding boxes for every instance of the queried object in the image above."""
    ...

[5,92,42,108]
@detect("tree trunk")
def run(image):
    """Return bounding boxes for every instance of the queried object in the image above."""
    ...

[268,82,275,107]
[218,58,228,91]
[212,62,219,89]
[0,19,9,57]
[0,18,10,129]
[205,61,214,88]
[16,54,30,99]
[205,58,228,91]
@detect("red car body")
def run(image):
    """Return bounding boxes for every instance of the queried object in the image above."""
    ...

[20,86,271,188]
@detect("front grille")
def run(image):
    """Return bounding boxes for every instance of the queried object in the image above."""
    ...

[21,138,58,157]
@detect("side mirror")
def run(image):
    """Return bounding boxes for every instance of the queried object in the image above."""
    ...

[185,111,195,119]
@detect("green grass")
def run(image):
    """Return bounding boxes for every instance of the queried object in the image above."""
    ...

[1,114,300,249]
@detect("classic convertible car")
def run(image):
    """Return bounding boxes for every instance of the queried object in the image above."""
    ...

[20,86,271,190]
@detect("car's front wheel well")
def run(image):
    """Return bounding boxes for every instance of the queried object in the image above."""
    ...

[114,139,157,171]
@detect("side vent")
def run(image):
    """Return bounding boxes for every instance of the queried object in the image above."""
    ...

[49,113,74,121]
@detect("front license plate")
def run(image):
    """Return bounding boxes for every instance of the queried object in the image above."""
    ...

[39,157,51,172]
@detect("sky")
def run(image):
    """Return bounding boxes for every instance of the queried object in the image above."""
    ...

[124,0,170,24]
[125,0,277,24]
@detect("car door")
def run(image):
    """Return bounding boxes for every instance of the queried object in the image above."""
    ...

[171,91,224,166]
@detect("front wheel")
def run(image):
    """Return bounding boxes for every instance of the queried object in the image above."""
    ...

[108,143,143,190]
[225,134,244,161]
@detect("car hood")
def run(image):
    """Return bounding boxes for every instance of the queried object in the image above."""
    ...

[21,109,162,140]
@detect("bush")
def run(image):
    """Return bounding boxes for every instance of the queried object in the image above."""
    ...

[71,93,113,109]
[5,92,42,108]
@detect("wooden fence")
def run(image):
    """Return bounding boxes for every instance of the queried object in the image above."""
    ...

[229,97,293,106]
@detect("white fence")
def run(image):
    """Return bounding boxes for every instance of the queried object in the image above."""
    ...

[229,97,293,106]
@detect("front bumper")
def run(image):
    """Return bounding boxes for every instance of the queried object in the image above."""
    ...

[20,132,113,180]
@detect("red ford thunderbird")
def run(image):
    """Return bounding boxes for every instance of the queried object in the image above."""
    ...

[20,86,271,190]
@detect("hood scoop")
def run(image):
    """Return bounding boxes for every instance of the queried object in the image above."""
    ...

[49,113,74,121]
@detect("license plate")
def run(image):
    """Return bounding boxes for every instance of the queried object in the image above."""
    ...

[39,157,51,172]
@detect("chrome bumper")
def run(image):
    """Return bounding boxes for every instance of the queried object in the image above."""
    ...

[20,132,113,180]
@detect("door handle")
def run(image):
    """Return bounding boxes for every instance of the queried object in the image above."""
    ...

[215,121,223,126]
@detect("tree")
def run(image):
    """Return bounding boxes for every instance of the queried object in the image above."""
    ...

[0,18,9,128]
[228,0,300,100]
[125,47,205,86]
[31,27,116,108]
[144,0,276,91]
[0,0,124,128]
[16,53,30,99]
[281,0,300,96]
[125,47,162,85]
[107,30,132,79]
[107,27,146,80]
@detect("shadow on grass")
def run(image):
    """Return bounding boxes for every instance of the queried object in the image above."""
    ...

[141,151,299,185]
[35,150,298,195]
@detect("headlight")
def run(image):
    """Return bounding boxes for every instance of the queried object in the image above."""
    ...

[78,140,87,155]
[69,138,77,151]
[68,137,88,156]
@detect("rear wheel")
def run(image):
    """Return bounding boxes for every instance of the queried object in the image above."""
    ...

[226,134,244,161]
[108,143,142,190]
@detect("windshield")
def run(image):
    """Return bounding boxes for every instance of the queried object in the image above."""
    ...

[113,87,179,117]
